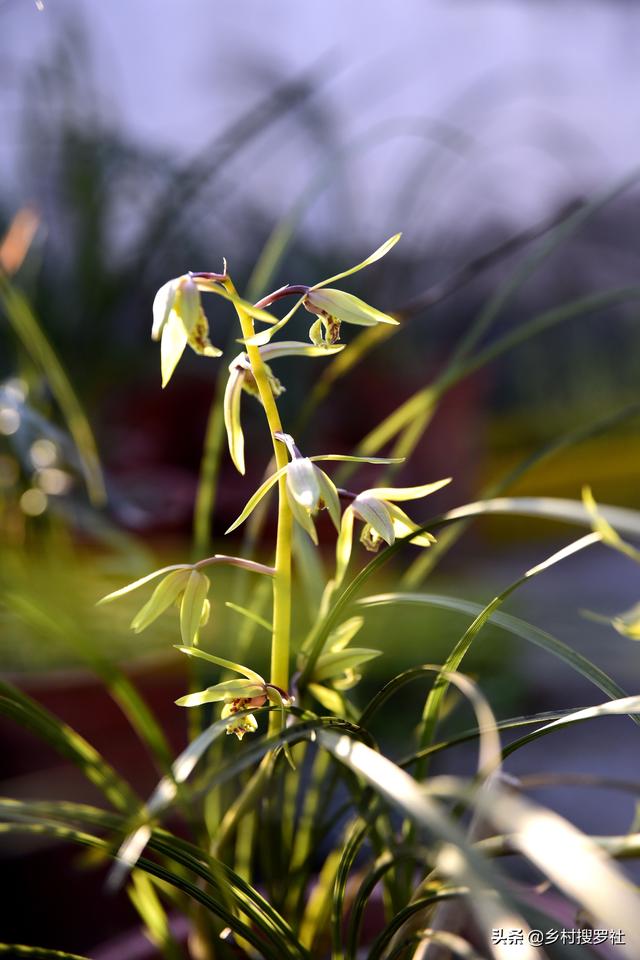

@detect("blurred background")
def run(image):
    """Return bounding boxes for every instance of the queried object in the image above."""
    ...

[1,0,640,954]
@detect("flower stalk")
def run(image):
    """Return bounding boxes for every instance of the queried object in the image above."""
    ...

[224,277,293,732]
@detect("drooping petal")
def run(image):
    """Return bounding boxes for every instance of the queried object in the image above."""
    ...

[352,495,395,545]
[316,467,341,532]
[179,570,210,646]
[160,311,189,388]
[152,279,179,340]
[178,276,200,334]
[612,602,640,640]
[187,307,223,359]
[130,568,191,633]
[286,483,319,544]
[335,507,355,587]
[223,361,247,474]
[386,502,437,547]
[286,458,321,511]
[360,477,452,502]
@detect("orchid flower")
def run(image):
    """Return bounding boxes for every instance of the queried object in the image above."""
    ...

[335,478,452,587]
[173,646,291,740]
[225,432,403,545]
[224,341,343,474]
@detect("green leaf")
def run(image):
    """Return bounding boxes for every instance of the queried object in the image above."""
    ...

[179,570,210,647]
[174,645,264,682]
[0,946,90,959]
[0,680,138,813]
[311,233,401,289]
[97,565,190,604]
[357,590,639,724]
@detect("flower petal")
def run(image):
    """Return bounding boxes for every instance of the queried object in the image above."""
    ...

[97,565,191,604]
[174,645,264,682]
[223,362,246,474]
[179,570,210,646]
[161,311,189,388]
[386,503,437,547]
[176,679,264,707]
[131,568,191,633]
[335,507,355,587]
[286,458,321,511]
[287,484,319,544]
[304,288,398,328]
[311,233,401,289]
[225,464,289,534]
[151,279,179,340]
[316,468,341,532]
[352,495,395,545]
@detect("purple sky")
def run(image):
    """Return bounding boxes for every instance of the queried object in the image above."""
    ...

[3,0,640,246]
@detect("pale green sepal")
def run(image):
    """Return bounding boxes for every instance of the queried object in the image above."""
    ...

[286,457,321,510]
[131,568,191,633]
[316,467,341,531]
[223,362,246,474]
[287,485,319,544]
[308,683,348,715]
[174,645,264,682]
[179,276,200,333]
[262,341,344,360]
[225,464,289,534]
[152,279,178,340]
[361,477,452,502]
[304,288,398,327]
[310,454,404,464]
[161,312,189,388]
[97,565,190,604]
[311,233,401,289]
[352,495,395,545]
[179,570,210,647]
[335,508,355,588]
[314,647,381,682]
[324,616,364,652]
[176,679,265,708]
[387,503,437,547]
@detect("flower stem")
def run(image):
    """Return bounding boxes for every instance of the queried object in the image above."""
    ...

[225,279,292,732]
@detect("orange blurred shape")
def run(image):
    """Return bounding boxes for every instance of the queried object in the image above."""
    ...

[0,208,40,275]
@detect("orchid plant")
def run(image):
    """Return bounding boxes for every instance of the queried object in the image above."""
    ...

[4,220,640,960]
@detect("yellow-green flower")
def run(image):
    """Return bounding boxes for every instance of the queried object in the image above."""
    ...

[224,342,342,475]
[152,274,222,388]
[304,288,398,346]
[98,564,211,647]
[335,479,451,586]
[174,647,291,740]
